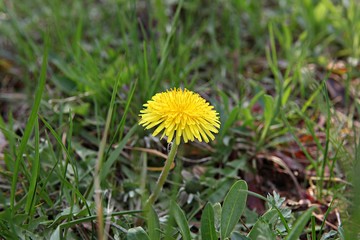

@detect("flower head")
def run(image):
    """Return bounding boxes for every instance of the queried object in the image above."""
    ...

[139,88,220,145]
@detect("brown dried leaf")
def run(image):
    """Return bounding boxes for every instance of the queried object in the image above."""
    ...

[327,60,347,75]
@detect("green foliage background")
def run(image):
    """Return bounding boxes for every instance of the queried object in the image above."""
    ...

[0,0,359,239]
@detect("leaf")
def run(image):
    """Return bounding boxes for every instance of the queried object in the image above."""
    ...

[24,119,40,217]
[101,124,137,181]
[48,205,81,228]
[220,180,248,239]
[208,179,234,203]
[314,2,328,23]
[231,232,252,240]
[248,209,278,240]
[263,94,275,124]
[285,207,316,240]
[127,227,150,240]
[201,203,217,240]
[282,83,292,106]
[320,230,338,240]
[171,200,191,240]
[57,210,142,230]
[264,94,275,123]
[259,94,275,144]
[220,106,240,138]
[50,226,61,240]
[51,75,77,92]
[146,206,160,240]
[213,202,222,230]
[10,35,49,211]
[0,129,7,152]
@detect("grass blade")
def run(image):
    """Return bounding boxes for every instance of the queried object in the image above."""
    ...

[10,35,49,213]
[100,124,138,181]
[59,210,142,230]
[150,0,183,97]
[107,79,137,148]
[39,116,92,216]
[24,118,40,217]
[259,94,275,147]
[285,207,316,240]
[94,71,122,239]
[318,81,331,198]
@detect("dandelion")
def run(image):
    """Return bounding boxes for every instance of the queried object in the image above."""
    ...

[139,88,220,145]
[140,88,220,207]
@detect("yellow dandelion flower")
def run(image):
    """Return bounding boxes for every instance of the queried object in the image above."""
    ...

[139,88,221,145]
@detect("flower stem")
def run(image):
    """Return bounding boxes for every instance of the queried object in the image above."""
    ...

[145,142,179,207]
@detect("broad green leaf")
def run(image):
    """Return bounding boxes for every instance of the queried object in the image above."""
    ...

[213,202,222,230]
[127,227,150,240]
[337,225,345,240]
[220,180,248,239]
[208,179,234,203]
[286,207,316,240]
[320,230,338,240]
[231,232,251,240]
[248,209,278,240]
[48,205,81,228]
[147,206,160,240]
[50,226,60,240]
[171,200,191,240]
[201,203,217,240]
[314,2,328,23]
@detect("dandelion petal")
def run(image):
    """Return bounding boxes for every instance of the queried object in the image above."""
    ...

[139,88,220,145]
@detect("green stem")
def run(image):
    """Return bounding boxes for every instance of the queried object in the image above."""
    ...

[145,142,179,207]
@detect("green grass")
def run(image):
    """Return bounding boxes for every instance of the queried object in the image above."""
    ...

[0,0,360,239]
